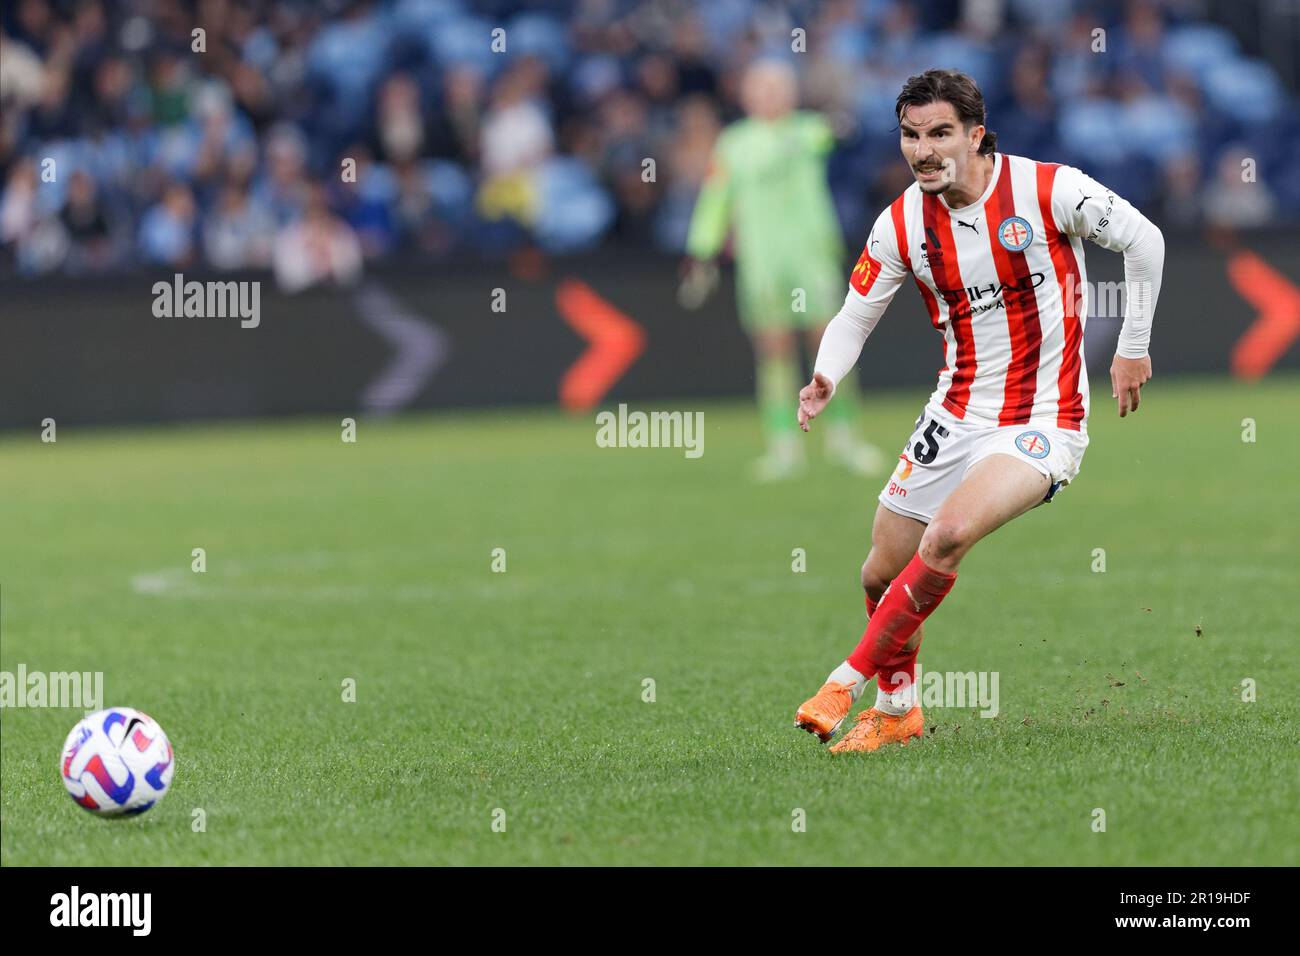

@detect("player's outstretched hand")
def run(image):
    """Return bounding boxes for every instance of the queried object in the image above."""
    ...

[676,258,719,310]
[1110,354,1152,418]
[798,372,835,432]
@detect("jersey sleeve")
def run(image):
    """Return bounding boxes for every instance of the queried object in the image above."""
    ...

[813,205,909,391]
[685,135,733,261]
[1051,165,1165,359]
[1051,165,1145,252]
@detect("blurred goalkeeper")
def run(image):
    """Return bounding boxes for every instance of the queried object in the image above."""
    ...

[681,60,883,481]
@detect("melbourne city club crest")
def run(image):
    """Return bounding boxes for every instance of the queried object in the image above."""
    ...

[998,216,1033,252]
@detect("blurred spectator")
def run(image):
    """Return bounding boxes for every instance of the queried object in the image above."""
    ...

[138,180,197,266]
[480,60,553,178]
[426,66,483,167]
[595,89,659,241]
[251,122,310,226]
[374,73,424,165]
[1203,146,1277,229]
[27,65,78,141]
[204,180,274,270]
[149,49,192,128]
[655,95,719,250]
[0,160,39,246]
[333,145,398,257]
[0,28,46,112]
[997,44,1057,161]
[60,168,121,272]
[475,60,553,231]
[273,183,362,293]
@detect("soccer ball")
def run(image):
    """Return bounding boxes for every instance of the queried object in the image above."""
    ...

[60,707,175,817]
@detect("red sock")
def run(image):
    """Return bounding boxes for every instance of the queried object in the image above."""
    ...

[848,553,955,687]
[877,649,918,694]
[865,590,916,692]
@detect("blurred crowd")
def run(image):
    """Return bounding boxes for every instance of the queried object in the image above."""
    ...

[1,0,1297,280]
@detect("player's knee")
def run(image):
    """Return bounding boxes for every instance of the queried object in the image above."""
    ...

[919,519,970,566]
[860,559,890,601]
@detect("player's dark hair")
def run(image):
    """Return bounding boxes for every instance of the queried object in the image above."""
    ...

[895,69,997,155]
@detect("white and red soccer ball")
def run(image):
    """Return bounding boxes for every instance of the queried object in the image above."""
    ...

[60,708,174,817]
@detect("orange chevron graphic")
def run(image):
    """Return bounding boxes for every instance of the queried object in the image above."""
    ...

[556,279,647,411]
[1228,250,1300,381]
[895,455,913,480]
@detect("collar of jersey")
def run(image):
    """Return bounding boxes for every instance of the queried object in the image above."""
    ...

[938,152,1002,215]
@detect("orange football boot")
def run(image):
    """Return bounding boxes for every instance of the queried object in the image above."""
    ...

[794,681,855,742]
[828,705,924,754]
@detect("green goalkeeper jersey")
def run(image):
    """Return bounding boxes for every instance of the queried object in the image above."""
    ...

[686,110,845,275]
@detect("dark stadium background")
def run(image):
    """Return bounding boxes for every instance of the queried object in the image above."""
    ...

[2,0,1298,423]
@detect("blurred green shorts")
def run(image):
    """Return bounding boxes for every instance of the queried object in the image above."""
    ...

[736,257,844,332]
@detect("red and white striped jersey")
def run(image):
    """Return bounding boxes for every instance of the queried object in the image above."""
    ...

[820,152,1159,432]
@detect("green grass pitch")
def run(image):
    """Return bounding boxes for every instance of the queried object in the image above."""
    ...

[1,374,1297,866]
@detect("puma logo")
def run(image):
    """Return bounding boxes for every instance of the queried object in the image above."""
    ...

[956,217,979,234]
[1075,189,1093,212]
[902,583,923,613]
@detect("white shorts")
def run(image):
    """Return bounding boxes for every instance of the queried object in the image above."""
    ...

[878,403,1089,524]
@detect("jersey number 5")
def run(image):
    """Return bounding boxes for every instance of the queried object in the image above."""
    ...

[913,419,951,465]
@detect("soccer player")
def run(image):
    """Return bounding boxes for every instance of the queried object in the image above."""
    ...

[792,69,1163,753]
[682,59,883,481]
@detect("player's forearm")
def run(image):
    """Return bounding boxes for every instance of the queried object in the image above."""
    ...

[685,182,730,261]
[813,294,883,391]
[1116,218,1164,359]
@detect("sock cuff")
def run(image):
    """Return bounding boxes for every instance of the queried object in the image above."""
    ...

[906,552,957,595]
[876,658,916,693]
[828,660,870,701]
